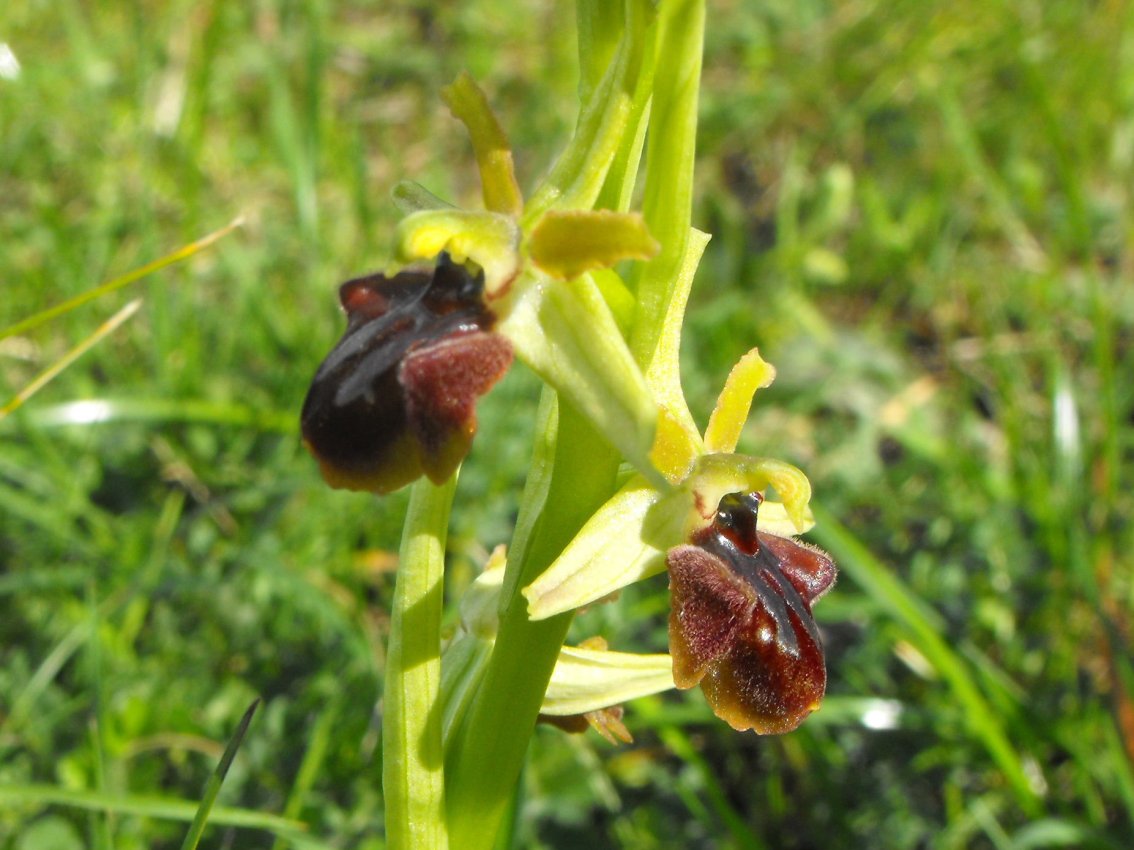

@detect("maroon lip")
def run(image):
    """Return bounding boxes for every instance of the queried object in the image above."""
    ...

[667,491,836,733]
[301,254,513,493]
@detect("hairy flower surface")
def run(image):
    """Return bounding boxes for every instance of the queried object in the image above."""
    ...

[301,254,512,493]
[668,491,836,733]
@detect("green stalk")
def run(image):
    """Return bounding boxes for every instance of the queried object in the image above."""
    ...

[593,15,656,214]
[628,0,705,369]
[383,476,458,850]
[440,3,705,846]
[576,0,624,107]
[445,399,619,850]
[522,0,653,224]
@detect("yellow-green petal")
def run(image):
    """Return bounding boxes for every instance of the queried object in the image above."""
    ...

[703,348,776,454]
[528,209,658,280]
[441,72,524,217]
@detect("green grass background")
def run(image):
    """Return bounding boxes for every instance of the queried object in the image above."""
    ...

[2,1,1133,847]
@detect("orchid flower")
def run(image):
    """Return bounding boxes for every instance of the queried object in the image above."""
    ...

[301,71,666,495]
[301,4,838,845]
[524,327,838,733]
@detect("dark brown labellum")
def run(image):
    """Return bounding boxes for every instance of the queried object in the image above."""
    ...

[300,254,513,493]
[667,491,836,733]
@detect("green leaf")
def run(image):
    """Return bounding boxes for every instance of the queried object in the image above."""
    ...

[528,209,659,279]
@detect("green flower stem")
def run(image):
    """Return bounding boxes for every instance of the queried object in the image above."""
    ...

[576,0,624,107]
[382,475,458,850]
[628,0,705,370]
[445,399,620,850]
[443,6,706,847]
[522,0,653,224]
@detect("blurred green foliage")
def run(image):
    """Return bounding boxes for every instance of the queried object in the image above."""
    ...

[1,1,1132,847]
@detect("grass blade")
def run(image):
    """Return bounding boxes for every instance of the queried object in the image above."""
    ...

[0,784,311,838]
[809,503,1043,814]
[0,217,243,343]
[180,698,260,850]
[0,299,141,420]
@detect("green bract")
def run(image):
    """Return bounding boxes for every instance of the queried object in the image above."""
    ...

[497,270,663,485]
[440,549,675,742]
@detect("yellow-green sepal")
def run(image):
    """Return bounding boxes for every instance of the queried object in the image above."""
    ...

[524,474,688,620]
[541,645,675,717]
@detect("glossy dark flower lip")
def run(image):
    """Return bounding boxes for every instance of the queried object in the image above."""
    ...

[300,254,513,493]
[667,491,836,734]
